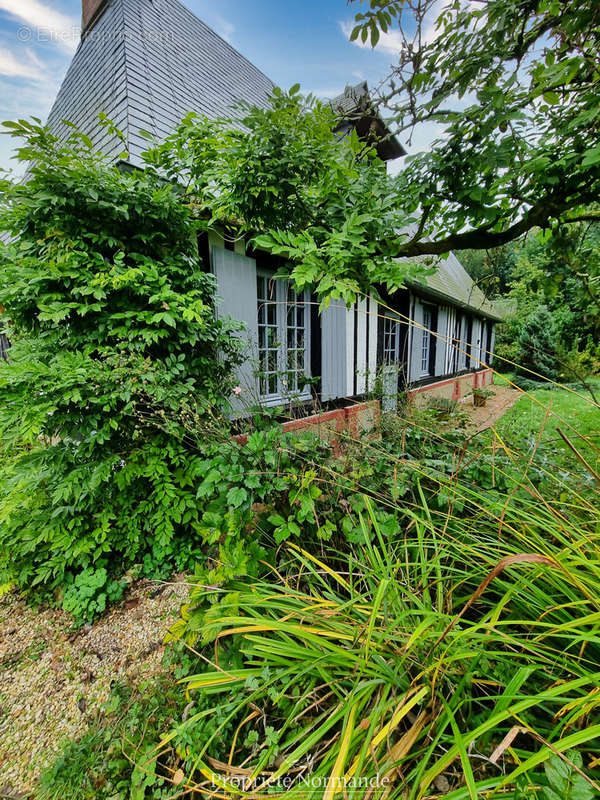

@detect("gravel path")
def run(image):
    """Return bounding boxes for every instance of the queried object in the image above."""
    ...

[0,577,190,798]
[466,384,522,432]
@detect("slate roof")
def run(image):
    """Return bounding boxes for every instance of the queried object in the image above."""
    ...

[406,252,502,320]
[46,0,274,166]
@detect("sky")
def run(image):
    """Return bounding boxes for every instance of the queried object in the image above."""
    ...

[0,0,437,175]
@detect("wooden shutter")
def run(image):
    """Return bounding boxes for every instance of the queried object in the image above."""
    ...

[211,246,259,406]
[321,300,348,401]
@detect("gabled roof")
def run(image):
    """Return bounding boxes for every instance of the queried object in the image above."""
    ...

[46,0,274,166]
[407,251,503,320]
[393,223,501,320]
[330,82,405,161]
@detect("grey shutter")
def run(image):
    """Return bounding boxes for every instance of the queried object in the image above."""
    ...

[409,299,424,383]
[435,307,449,376]
[211,246,259,405]
[321,300,347,401]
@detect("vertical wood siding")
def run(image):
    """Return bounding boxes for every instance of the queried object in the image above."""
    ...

[409,298,424,383]
[435,306,449,376]
[355,297,368,395]
[367,297,378,393]
[457,314,468,371]
[471,318,482,369]
[346,306,356,396]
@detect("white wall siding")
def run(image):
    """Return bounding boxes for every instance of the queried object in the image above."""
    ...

[355,297,368,395]
[367,296,378,393]
[346,306,355,396]
[471,318,482,369]
[479,320,487,366]
[489,324,496,366]
[408,298,424,383]
[457,314,468,371]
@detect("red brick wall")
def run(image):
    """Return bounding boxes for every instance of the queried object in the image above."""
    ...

[407,369,493,404]
[232,401,380,450]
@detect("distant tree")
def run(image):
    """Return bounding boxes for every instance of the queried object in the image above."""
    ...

[516,305,560,382]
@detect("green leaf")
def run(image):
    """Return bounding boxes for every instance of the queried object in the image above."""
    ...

[582,147,600,167]
[543,751,594,800]
[226,487,248,508]
[543,91,560,104]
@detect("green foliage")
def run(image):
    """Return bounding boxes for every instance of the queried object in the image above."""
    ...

[543,751,595,800]
[62,566,126,626]
[0,121,242,614]
[141,89,428,303]
[516,305,561,382]
[35,376,600,798]
[462,224,600,381]
[348,0,600,255]
[164,484,600,797]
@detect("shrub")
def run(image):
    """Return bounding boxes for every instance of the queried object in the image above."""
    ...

[164,475,600,796]
[0,122,241,611]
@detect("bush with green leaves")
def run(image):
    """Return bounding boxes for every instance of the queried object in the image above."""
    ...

[0,121,241,611]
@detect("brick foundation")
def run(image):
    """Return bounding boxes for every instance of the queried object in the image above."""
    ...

[233,400,381,449]
[407,369,493,405]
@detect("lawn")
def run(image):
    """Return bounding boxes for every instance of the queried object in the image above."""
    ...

[492,374,600,484]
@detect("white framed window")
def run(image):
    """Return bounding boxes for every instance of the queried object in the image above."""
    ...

[383,314,401,365]
[256,273,311,402]
[421,307,432,375]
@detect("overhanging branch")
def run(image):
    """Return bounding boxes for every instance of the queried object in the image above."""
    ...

[387,197,597,257]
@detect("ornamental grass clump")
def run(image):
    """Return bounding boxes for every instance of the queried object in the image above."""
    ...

[154,383,600,799]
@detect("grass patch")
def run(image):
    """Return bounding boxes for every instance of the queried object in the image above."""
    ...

[493,377,600,481]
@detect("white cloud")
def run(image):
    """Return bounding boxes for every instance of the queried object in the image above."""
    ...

[340,19,404,55]
[0,0,79,52]
[0,48,43,79]
[340,0,447,55]
[198,11,235,44]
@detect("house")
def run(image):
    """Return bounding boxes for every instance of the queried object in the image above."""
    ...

[45,0,501,419]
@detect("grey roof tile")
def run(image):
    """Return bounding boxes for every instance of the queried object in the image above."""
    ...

[46,0,274,165]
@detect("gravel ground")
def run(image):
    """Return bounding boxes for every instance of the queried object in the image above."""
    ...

[0,577,190,798]
[466,384,522,432]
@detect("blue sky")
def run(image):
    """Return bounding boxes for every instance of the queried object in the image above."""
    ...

[0,0,434,174]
